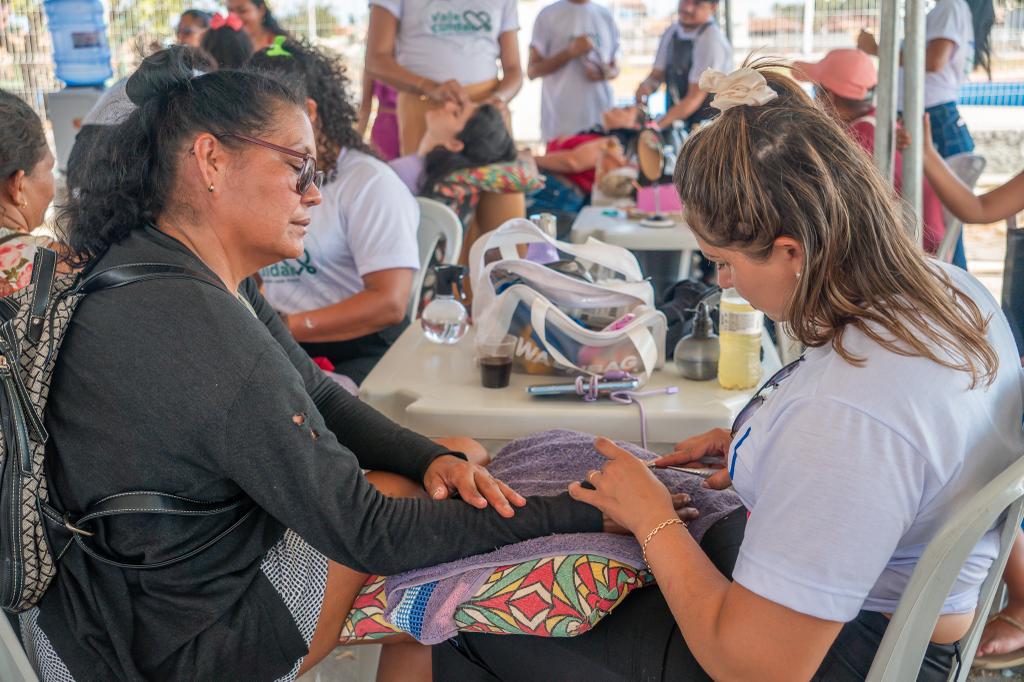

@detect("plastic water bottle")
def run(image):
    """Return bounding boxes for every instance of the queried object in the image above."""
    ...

[421,265,468,345]
[717,289,763,390]
[44,0,112,87]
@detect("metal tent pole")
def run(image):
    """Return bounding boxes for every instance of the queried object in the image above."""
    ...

[902,0,926,243]
[874,0,901,183]
[801,0,814,56]
[724,0,733,44]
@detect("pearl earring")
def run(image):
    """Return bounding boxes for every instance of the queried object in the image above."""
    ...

[208,184,214,193]
[796,271,802,279]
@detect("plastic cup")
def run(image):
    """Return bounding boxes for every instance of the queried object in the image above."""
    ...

[478,335,516,389]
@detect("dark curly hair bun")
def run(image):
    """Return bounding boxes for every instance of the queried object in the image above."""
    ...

[60,46,300,263]
[125,45,212,107]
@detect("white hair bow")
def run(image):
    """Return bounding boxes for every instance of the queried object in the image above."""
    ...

[699,67,778,112]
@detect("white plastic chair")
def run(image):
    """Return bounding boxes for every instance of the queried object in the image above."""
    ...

[935,153,986,264]
[410,197,463,319]
[0,616,37,682]
[866,451,1024,681]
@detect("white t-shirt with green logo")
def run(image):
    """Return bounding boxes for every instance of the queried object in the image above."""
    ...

[260,148,420,316]
[531,0,620,141]
[372,0,519,85]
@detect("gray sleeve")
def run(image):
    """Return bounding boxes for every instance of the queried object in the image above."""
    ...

[530,10,550,55]
[652,28,674,71]
[217,345,603,575]
[240,277,452,480]
[689,28,733,83]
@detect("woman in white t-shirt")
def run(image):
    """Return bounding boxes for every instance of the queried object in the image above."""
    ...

[365,0,522,156]
[859,0,995,268]
[250,40,421,385]
[436,66,1024,681]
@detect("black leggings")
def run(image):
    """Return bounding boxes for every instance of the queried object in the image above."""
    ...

[433,509,960,681]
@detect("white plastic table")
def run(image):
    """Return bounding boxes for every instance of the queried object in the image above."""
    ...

[361,326,781,454]
[570,205,698,252]
[569,205,699,282]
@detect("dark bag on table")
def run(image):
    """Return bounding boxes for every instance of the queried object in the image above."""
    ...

[658,279,720,359]
[0,250,253,613]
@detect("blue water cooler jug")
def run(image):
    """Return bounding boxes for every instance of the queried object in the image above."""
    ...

[43,0,112,86]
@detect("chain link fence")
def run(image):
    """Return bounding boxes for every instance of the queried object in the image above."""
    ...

[2,0,1023,133]
[0,0,366,122]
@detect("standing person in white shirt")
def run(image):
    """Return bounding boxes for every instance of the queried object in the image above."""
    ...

[859,0,995,269]
[365,0,523,156]
[251,40,420,386]
[635,0,732,130]
[528,0,620,143]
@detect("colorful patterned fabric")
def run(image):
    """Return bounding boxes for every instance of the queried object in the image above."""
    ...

[339,574,399,642]
[338,555,652,643]
[432,159,544,225]
[0,230,47,298]
[453,554,652,637]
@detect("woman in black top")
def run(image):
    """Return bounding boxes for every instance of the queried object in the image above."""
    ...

[20,47,657,681]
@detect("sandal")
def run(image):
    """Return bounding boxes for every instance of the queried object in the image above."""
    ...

[973,613,1024,670]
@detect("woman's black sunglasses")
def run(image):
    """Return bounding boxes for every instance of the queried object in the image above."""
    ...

[225,133,325,195]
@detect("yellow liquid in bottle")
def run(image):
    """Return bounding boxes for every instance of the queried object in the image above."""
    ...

[717,291,763,390]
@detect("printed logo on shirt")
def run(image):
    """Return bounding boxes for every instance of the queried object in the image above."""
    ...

[430,10,493,35]
[260,250,318,280]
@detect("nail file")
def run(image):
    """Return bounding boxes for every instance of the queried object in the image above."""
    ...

[645,462,717,478]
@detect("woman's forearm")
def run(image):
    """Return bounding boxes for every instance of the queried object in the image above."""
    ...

[366,54,435,96]
[494,68,523,104]
[494,32,523,103]
[356,71,374,136]
[366,6,436,96]
[923,151,1024,224]
[645,526,840,681]
[289,288,408,343]
[528,48,576,79]
[923,150,987,223]
[644,527,739,679]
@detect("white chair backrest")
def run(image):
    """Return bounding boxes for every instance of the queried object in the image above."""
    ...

[410,197,463,319]
[935,153,986,263]
[866,451,1024,681]
[0,616,37,682]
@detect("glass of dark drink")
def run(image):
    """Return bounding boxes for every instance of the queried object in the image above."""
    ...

[477,335,516,389]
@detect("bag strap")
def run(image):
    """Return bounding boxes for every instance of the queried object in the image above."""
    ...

[74,262,227,296]
[37,262,251,569]
[40,493,255,569]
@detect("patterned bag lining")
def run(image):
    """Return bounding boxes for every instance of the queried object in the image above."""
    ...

[338,554,652,643]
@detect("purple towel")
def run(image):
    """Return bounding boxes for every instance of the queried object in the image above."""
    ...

[383,429,742,643]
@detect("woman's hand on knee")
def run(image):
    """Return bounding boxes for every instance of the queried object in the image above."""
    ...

[423,455,526,518]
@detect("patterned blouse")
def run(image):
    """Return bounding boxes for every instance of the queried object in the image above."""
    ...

[0,228,49,298]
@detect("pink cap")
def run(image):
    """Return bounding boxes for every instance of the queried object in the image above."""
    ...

[793,49,878,101]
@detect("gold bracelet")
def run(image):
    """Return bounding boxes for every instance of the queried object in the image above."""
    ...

[641,518,686,565]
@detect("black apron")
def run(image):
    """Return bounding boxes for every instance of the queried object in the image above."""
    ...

[665,22,718,129]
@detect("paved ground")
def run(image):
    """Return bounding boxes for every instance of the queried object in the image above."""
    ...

[297,645,380,682]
